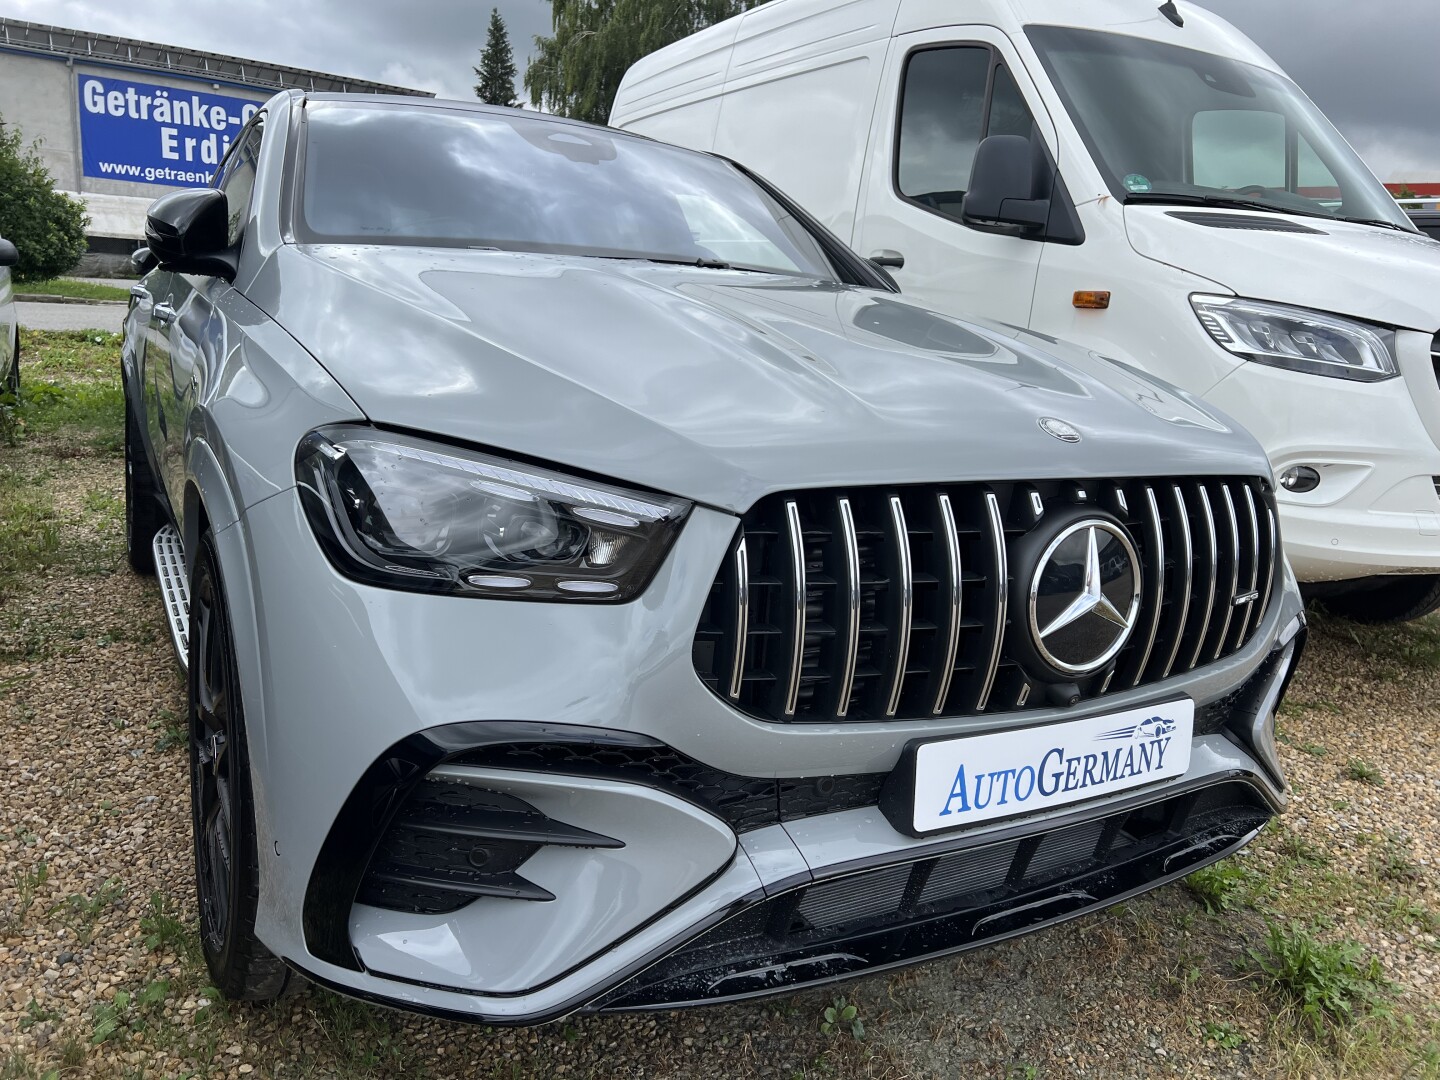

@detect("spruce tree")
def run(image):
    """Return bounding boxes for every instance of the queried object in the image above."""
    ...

[474,8,520,107]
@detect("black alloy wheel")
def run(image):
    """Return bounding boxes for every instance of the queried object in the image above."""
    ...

[188,531,293,1000]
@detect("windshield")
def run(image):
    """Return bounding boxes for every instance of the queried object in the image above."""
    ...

[1026,26,1413,230]
[298,102,839,276]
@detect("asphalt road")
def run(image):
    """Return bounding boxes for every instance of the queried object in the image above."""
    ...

[17,300,126,334]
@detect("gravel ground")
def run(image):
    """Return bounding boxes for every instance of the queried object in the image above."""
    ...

[1,330,1437,1079]
[15,302,127,334]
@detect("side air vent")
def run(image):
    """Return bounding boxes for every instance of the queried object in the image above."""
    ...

[1166,211,1326,235]
[1431,331,1439,391]
[358,777,622,914]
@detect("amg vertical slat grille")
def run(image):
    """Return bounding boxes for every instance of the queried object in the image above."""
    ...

[693,476,1277,724]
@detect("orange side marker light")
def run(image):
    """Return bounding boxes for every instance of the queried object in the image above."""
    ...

[1073,291,1111,310]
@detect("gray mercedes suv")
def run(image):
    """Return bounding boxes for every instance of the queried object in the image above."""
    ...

[122,90,1304,1023]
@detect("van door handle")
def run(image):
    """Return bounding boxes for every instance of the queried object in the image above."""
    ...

[868,250,905,269]
[129,285,151,302]
[153,302,177,325]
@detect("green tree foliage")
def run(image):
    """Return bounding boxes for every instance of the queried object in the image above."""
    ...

[475,8,521,107]
[0,118,88,283]
[526,0,770,124]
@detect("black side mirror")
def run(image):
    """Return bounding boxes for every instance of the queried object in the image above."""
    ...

[131,246,158,275]
[962,135,1050,230]
[0,238,17,269]
[145,188,236,281]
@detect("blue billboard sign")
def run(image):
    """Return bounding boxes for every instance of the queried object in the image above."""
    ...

[77,74,262,187]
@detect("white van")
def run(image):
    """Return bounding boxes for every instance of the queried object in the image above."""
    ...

[612,0,1440,622]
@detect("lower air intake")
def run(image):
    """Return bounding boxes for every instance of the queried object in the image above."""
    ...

[598,782,1271,1010]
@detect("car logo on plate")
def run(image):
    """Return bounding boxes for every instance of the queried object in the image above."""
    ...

[1039,417,1082,443]
[1029,520,1141,676]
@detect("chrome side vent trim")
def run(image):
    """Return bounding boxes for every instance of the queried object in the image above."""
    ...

[1232,486,1262,648]
[932,493,963,716]
[975,492,1007,713]
[782,502,806,717]
[884,496,914,718]
[1159,483,1193,679]
[1127,486,1165,688]
[835,498,862,718]
[1258,507,1278,628]
[1188,485,1219,671]
[1211,486,1242,661]
[728,538,750,700]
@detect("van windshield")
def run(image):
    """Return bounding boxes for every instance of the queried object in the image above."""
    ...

[1026,26,1414,231]
[297,102,840,277]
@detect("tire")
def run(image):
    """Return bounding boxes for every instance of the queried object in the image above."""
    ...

[124,394,165,575]
[1316,575,1440,624]
[189,531,295,1001]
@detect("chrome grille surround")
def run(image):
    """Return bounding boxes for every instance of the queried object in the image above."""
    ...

[693,476,1279,724]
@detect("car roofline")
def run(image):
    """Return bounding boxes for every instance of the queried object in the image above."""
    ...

[296,91,665,145]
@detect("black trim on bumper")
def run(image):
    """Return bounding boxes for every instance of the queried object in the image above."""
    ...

[598,781,1271,1011]
[287,778,1273,1026]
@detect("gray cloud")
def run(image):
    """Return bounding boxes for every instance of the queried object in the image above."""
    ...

[0,0,554,101]
[0,1,1432,179]
[1196,0,1436,180]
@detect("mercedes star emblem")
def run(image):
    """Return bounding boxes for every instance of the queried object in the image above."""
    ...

[1038,417,1082,443]
[1028,519,1142,676]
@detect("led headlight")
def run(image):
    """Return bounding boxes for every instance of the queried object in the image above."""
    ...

[1190,295,1398,382]
[295,427,691,601]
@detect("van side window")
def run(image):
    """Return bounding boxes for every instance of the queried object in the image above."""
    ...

[897,48,1037,223]
[987,65,1034,140]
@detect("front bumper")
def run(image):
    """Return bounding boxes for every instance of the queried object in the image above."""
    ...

[1204,331,1440,582]
[231,488,1304,1024]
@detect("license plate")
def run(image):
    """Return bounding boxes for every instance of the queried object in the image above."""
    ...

[887,699,1194,837]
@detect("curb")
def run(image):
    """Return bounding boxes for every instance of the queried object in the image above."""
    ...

[16,294,127,306]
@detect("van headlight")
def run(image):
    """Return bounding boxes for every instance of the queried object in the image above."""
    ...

[1190,295,1398,382]
[296,427,691,601]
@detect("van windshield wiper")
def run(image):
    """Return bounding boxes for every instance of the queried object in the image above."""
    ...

[1339,217,1410,232]
[1122,191,1335,222]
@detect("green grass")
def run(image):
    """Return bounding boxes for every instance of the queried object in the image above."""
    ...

[1249,921,1391,1040]
[18,277,131,302]
[0,330,125,605]
[1184,858,1252,914]
[1345,759,1385,786]
[0,473,60,602]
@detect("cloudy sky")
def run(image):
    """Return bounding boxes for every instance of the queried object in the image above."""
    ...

[0,0,1433,179]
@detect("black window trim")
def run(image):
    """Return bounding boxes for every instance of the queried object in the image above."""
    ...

[892,42,1027,226]
[890,42,1084,246]
[213,111,266,251]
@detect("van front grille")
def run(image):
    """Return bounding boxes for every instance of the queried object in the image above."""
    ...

[693,477,1278,724]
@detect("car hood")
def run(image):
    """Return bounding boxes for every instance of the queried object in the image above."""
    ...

[1125,205,1440,332]
[258,244,1263,511]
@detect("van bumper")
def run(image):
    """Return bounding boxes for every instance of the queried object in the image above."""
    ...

[1206,351,1440,582]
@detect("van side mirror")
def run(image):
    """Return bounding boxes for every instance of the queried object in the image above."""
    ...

[131,246,158,275]
[962,135,1050,230]
[0,238,17,269]
[144,188,236,281]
